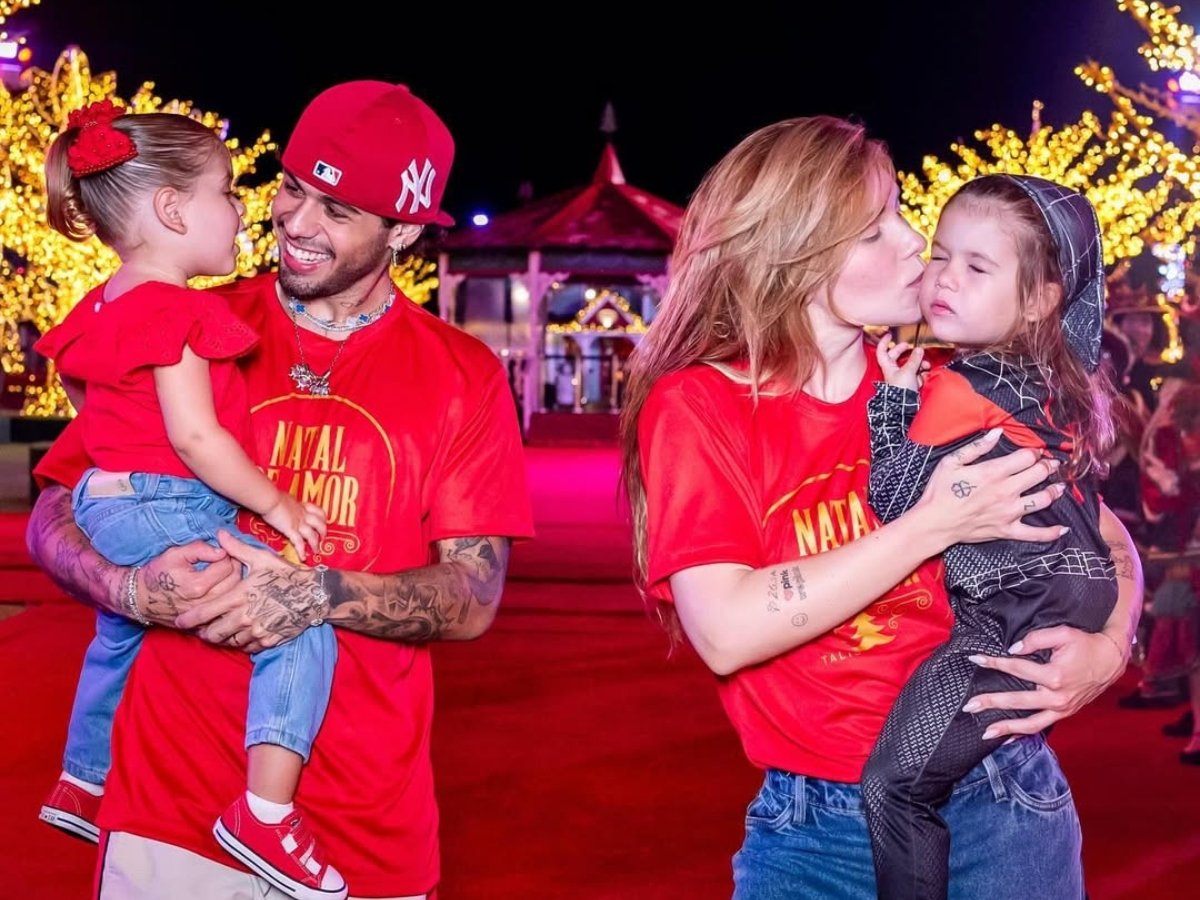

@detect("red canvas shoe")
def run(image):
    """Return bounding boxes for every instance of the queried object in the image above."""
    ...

[213,795,347,900]
[38,778,101,843]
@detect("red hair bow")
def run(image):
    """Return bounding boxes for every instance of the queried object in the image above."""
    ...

[66,99,138,177]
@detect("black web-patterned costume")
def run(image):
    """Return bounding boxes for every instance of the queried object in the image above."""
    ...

[859,176,1118,900]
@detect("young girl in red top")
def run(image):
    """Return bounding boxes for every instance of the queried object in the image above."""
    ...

[34,101,345,900]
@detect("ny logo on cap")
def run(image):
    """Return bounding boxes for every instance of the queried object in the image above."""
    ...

[313,160,342,187]
[397,158,436,216]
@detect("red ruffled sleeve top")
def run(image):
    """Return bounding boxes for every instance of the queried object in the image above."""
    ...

[35,281,259,478]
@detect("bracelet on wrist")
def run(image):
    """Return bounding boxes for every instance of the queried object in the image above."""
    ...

[309,563,330,627]
[123,565,150,627]
[1098,630,1129,663]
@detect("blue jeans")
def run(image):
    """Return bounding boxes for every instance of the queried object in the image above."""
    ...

[63,470,337,785]
[732,735,1083,899]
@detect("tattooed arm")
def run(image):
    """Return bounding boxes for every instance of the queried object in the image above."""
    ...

[176,531,512,651]
[25,485,240,625]
[670,430,1067,676]
[325,536,510,642]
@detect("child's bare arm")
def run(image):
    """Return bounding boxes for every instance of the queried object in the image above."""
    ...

[154,348,326,558]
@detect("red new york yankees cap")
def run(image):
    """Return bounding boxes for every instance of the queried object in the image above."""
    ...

[281,81,455,227]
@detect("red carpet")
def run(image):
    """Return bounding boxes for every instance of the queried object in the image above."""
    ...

[2,446,1200,898]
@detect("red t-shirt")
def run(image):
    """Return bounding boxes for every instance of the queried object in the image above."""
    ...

[33,281,258,477]
[35,274,536,896]
[639,353,952,782]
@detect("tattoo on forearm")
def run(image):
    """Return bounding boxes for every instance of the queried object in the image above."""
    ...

[951,481,975,499]
[30,488,121,613]
[324,537,511,641]
[767,565,807,621]
[1106,539,1135,581]
[136,568,183,622]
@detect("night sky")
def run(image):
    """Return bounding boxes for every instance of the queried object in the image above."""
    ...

[9,0,1184,223]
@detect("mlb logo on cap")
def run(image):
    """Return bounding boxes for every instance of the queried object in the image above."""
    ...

[313,161,342,187]
[282,81,456,227]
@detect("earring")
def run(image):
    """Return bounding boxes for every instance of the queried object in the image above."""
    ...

[390,243,410,268]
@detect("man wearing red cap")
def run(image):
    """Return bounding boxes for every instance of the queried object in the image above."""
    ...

[27,81,534,899]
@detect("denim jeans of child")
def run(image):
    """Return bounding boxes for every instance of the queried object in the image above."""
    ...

[63,469,336,784]
[732,735,1083,899]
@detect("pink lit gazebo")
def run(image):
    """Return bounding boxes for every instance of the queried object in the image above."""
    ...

[438,131,682,434]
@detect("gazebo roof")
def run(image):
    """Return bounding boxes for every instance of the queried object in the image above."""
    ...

[442,142,683,253]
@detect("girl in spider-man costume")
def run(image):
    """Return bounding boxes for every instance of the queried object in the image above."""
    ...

[861,175,1120,900]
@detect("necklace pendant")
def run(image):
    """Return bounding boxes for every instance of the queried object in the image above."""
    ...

[308,373,332,396]
[289,362,330,395]
[289,362,314,392]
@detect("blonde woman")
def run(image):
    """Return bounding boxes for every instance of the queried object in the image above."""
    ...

[620,117,1141,899]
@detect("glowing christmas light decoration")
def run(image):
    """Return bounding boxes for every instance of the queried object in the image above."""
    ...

[0,0,38,20]
[1152,241,1187,362]
[898,96,1179,265]
[904,0,1200,362]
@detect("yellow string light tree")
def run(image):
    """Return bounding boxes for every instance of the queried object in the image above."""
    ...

[902,0,1200,361]
[1,3,437,418]
[899,96,1184,264]
[1075,0,1200,354]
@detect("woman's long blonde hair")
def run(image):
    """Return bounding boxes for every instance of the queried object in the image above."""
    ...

[618,116,895,629]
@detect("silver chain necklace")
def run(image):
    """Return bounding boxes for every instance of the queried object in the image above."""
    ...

[286,289,395,334]
[285,289,395,396]
[289,317,347,396]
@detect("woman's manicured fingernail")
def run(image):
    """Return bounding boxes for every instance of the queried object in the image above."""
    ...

[963,699,983,713]
[1008,641,1024,653]
[968,654,986,665]
[982,727,1001,740]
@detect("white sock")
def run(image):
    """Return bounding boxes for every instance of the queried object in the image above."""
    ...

[60,771,104,796]
[245,791,294,824]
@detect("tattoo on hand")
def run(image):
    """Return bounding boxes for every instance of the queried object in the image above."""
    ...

[1023,500,1036,511]
[792,613,809,628]
[243,569,323,636]
[951,480,975,499]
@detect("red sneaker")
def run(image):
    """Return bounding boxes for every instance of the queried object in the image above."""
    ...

[213,795,347,900]
[38,778,101,843]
